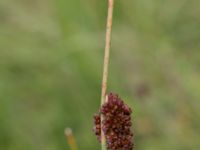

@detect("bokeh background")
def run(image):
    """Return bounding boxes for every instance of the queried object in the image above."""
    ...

[0,0,200,150]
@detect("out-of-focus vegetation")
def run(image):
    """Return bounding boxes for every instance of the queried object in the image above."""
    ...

[0,0,200,150]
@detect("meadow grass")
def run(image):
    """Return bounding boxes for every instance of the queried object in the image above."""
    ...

[0,0,200,149]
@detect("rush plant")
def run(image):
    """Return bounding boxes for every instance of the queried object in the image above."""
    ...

[93,0,134,150]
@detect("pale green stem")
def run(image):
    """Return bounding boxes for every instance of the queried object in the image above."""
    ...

[100,0,115,150]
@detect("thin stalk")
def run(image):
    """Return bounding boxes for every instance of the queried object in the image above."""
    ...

[65,128,78,150]
[100,0,115,150]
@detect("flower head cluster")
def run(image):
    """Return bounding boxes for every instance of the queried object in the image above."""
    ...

[93,93,134,150]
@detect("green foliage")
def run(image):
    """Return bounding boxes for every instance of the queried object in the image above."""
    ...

[0,0,200,149]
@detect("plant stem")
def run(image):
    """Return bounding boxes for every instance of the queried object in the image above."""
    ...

[65,128,78,150]
[100,0,115,150]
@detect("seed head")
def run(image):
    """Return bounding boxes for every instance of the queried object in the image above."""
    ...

[93,93,134,150]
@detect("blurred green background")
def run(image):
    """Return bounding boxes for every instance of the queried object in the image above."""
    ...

[0,0,200,150]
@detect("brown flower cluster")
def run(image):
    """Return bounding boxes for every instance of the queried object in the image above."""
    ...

[93,93,134,150]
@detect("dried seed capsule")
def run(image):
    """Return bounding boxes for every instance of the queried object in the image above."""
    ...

[93,93,134,150]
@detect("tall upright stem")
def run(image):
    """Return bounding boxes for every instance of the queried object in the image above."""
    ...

[100,0,115,149]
